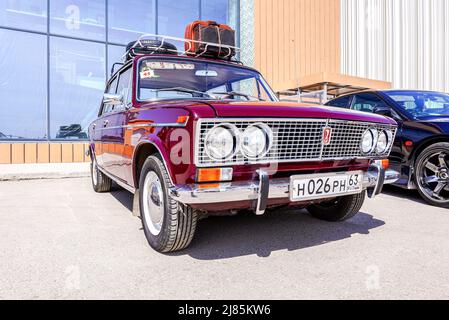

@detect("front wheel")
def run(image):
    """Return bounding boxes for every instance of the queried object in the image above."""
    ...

[139,155,198,253]
[307,192,366,222]
[414,143,449,208]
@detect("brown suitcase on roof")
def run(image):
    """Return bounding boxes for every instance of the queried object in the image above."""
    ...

[185,20,236,59]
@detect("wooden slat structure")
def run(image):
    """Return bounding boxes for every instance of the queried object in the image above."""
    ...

[255,0,341,92]
[278,72,392,104]
[254,0,391,96]
[0,143,90,164]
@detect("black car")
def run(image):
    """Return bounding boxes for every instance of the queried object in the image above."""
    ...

[326,90,449,208]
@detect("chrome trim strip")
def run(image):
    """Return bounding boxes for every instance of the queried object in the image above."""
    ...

[256,169,269,215]
[97,165,136,193]
[96,122,188,131]
[366,162,386,198]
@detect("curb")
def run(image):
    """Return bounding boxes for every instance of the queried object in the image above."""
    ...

[0,163,90,182]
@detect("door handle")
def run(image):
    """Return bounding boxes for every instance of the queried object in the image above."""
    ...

[103,120,109,127]
[92,123,96,130]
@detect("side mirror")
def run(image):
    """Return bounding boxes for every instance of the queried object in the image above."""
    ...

[103,93,123,105]
[373,105,392,118]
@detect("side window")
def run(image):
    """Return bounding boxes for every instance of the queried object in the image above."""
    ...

[326,95,352,108]
[108,77,118,94]
[351,93,389,113]
[116,67,132,110]
[101,77,118,116]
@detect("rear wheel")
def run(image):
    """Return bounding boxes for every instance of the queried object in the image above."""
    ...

[139,155,198,253]
[307,192,366,222]
[91,157,112,193]
[414,143,449,208]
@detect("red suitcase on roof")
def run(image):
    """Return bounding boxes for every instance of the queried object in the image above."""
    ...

[185,20,236,59]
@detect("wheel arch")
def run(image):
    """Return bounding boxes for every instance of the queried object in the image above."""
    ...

[132,140,174,189]
[410,135,449,165]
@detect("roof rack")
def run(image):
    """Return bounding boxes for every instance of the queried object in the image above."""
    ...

[121,33,241,62]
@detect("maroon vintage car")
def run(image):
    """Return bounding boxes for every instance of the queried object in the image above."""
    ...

[88,37,399,253]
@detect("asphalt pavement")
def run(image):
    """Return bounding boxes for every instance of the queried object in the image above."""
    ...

[0,178,448,299]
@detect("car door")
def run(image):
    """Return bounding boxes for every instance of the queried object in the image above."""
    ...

[93,76,118,169]
[105,66,133,181]
[350,93,404,171]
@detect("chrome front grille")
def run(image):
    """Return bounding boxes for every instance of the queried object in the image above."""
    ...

[195,118,397,167]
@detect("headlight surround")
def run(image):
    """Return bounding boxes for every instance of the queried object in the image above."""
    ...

[376,130,390,154]
[360,128,378,155]
[204,124,240,161]
[241,123,273,159]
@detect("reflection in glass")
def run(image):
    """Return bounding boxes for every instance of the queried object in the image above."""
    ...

[0,29,47,140]
[108,44,126,76]
[50,0,105,41]
[50,37,105,139]
[0,0,47,32]
[158,0,199,42]
[108,0,155,45]
[201,0,229,24]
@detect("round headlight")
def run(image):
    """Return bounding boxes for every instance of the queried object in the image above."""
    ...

[360,129,378,154]
[205,124,239,160]
[241,124,273,159]
[376,131,389,154]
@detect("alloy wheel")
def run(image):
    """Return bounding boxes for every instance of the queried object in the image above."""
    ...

[417,151,449,203]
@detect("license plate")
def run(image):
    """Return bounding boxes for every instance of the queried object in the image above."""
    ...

[290,171,363,202]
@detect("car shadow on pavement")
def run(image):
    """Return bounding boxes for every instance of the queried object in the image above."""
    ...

[109,188,385,260]
[111,186,134,212]
[174,210,385,260]
[381,185,427,205]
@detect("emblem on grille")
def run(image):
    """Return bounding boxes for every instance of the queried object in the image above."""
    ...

[322,126,332,145]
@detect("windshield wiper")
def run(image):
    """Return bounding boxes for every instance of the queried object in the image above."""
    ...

[211,91,265,101]
[151,87,211,98]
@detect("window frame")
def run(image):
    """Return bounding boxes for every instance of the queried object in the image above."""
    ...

[100,64,133,117]
[326,95,353,109]
[135,56,278,103]
[350,92,403,120]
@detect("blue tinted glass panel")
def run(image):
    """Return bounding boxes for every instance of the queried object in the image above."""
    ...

[158,0,199,41]
[50,0,105,41]
[50,37,105,140]
[0,0,47,32]
[108,45,126,77]
[201,0,229,24]
[327,96,351,108]
[108,0,155,45]
[0,29,47,140]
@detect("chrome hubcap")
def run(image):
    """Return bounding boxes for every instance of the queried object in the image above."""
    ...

[142,171,164,236]
[419,151,449,202]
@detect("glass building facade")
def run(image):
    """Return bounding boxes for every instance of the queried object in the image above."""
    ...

[0,0,239,141]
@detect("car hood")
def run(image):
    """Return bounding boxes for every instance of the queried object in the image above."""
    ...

[413,117,449,133]
[203,101,396,125]
[418,116,449,123]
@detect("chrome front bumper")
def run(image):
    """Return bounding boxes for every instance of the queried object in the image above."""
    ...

[169,163,400,214]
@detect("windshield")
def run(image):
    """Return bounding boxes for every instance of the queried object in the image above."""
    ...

[385,91,449,119]
[137,58,278,102]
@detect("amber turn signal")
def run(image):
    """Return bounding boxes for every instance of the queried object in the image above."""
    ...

[177,116,189,124]
[380,159,390,169]
[197,168,233,182]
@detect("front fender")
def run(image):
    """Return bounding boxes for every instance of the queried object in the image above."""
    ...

[131,126,197,188]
